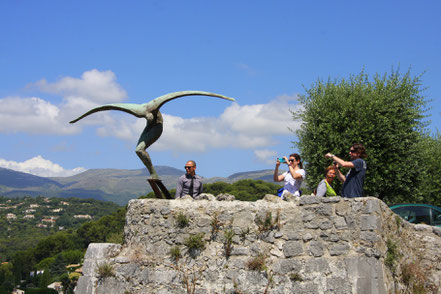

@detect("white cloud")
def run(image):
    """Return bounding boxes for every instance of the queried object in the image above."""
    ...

[254,149,277,165]
[0,69,126,135]
[221,94,302,136]
[34,69,127,103]
[0,156,86,177]
[0,96,78,134]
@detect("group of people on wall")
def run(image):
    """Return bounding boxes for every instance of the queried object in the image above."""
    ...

[273,143,367,199]
[174,143,367,200]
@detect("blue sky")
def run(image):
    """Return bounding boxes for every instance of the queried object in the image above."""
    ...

[0,1,440,178]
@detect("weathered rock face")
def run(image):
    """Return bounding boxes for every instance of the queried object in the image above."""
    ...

[76,196,441,294]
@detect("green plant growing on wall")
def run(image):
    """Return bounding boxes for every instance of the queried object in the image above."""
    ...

[256,210,281,234]
[289,272,303,282]
[169,246,182,263]
[275,209,281,231]
[184,233,205,258]
[385,239,401,274]
[210,212,223,239]
[232,279,243,294]
[395,215,402,228]
[256,211,273,233]
[173,264,205,294]
[176,211,190,228]
[263,270,274,294]
[96,262,115,281]
[401,262,430,294]
[246,253,267,271]
[224,228,235,258]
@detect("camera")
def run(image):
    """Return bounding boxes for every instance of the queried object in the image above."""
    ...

[278,157,286,163]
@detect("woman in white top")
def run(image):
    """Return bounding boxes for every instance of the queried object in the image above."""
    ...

[273,153,306,198]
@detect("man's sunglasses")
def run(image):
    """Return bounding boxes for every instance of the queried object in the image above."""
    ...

[185,166,194,169]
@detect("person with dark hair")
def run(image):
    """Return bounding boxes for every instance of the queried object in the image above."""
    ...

[175,160,203,198]
[315,165,337,197]
[274,153,306,198]
[325,143,367,198]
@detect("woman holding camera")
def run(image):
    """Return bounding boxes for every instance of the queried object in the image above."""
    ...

[273,153,306,198]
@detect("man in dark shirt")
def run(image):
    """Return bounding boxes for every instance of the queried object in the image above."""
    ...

[325,143,367,198]
[175,160,203,198]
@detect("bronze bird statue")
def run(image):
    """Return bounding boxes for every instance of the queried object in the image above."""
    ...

[70,91,235,179]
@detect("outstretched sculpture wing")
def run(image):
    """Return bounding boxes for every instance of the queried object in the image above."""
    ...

[70,91,235,124]
[69,103,147,123]
[151,91,235,110]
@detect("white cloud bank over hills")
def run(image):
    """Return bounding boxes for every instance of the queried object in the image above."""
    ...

[0,156,86,177]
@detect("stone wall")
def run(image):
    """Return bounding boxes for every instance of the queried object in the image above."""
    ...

[75,196,441,294]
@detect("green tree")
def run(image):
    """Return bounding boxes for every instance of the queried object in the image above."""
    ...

[49,254,67,277]
[39,268,51,289]
[0,262,13,289]
[417,131,441,206]
[294,69,429,203]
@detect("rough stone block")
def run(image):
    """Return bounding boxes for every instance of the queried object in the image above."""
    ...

[299,195,321,205]
[335,201,350,216]
[329,243,350,256]
[333,215,348,229]
[84,243,122,260]
[316,203,333,216]
[362,198,380,214]
[231,247,249,256]
[309,240,324,257]
[274,258,302,274]
[283,241,304,257]
[304,257,330,274]
[361,215,378,231]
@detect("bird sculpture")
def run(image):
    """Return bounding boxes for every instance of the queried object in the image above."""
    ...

[70,91,235,179]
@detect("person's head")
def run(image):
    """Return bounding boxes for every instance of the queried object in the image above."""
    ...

[324,165,336,182]
[349,143,367,160]
[185,160,196,176]
[289,153,303,169]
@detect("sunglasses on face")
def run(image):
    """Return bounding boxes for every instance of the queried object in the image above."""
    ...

[349,149,356,153]
[185,166,194,169]
[289,159,295,162]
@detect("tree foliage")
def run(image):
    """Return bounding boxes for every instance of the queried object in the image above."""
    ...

[417,131,441,206]
[294,69,430,204]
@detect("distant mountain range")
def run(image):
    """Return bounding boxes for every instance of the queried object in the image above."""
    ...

[0,167,278,205]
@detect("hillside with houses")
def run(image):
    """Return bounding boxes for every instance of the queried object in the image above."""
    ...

[0,196,121,262]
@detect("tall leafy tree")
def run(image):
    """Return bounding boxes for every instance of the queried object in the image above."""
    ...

[293,69,429,203]
[417,131,441,206]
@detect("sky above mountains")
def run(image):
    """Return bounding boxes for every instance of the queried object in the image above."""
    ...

[1,1,440,178]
